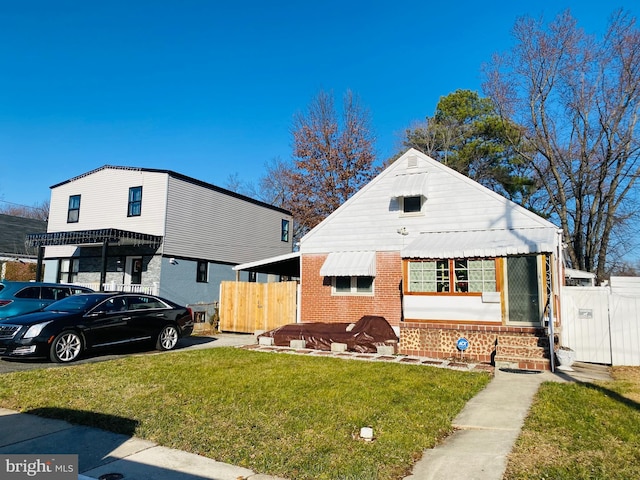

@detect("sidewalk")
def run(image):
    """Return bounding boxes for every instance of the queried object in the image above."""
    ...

[0,333,612,480]
[0,407,284,480]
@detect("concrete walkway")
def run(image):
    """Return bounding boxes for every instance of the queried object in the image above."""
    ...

[404,363,612,480]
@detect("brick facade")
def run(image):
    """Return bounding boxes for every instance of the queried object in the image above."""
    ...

[400,322,552,370]
[300,251,553,370]
[300,252,402,326]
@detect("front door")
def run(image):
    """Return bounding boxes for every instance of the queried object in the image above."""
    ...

[507,255,541,324]
[125,257,143,285]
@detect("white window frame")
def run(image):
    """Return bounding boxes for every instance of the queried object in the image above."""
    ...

[400,196,424,215]
[331,276,374,296]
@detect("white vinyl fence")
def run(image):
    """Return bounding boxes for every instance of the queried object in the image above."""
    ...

[561,277,640,366]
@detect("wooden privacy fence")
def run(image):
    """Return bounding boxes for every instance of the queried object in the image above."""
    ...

[219,281,298,333]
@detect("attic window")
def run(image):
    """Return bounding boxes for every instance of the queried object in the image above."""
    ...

[403,196,422,213]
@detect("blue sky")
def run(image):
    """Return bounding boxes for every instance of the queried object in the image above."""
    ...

[1,0,637,209]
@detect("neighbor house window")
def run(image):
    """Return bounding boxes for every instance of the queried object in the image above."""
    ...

[196,261,208,283]
[67,195,81,223]
[128,186,143,217]
[407,259,496,293]
[281,219,290,242]
[58,258,79,283]
[332,276,374,295]
[402,196,422,213]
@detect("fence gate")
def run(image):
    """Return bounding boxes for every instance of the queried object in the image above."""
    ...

[219,281,298,333]
[561,286,612,364]
[561,281,640,366]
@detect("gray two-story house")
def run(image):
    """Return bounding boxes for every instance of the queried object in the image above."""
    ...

[26,166,293,306]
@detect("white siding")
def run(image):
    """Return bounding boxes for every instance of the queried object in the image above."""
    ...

[404,295,502,322]
[163,176,292,264]
[301,149,557,254]
[48,168,168,236]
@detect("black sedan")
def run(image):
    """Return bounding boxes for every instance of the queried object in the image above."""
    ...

[0,292,194,363]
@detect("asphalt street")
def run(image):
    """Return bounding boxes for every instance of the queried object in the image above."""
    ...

[0,334,242,374]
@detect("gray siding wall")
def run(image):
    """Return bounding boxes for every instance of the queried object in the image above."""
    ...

[163,176,292,264]
[158,257,250,306]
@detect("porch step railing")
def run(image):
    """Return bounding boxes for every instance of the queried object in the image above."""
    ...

[74,282,159,296]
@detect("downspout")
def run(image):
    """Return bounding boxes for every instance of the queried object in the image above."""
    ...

[547,283,556,373]
[547,229,563,373]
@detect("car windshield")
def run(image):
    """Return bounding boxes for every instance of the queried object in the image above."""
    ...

[43,294,108,313]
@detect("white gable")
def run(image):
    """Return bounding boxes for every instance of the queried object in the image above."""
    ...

[300,149,559,255]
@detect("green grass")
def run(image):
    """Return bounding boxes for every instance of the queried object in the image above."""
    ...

[504,367,640,480]
[0,348,490,480]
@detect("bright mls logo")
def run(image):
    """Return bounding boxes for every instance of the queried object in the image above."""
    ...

[1,455,77,479]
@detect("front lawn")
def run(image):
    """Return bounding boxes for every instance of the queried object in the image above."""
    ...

[0,348,490,480]
[504,366,640,479]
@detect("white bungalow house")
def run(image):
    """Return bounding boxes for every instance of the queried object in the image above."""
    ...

[26,166,293,307]
[296,149,564,370]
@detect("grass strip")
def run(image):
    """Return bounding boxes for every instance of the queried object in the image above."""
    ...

[504,366,640,480]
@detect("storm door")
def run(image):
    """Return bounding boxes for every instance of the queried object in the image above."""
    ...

[507,255,541,324]
[125,256,143,285]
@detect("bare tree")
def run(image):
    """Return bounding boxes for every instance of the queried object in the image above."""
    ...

[257,156,292,208]
[286,90,378,238]
[483,9,640,281]
[0,200,49,221]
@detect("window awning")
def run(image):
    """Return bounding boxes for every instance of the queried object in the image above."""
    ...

[402,228,559,259]
[320,251,376,276]
[391,172,427,197]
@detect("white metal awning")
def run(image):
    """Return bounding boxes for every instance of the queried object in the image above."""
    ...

[402,228,559,259]
[232,252,300,277]
[565,268,596,280]
[320,251,376,276]
[391,172,427,197]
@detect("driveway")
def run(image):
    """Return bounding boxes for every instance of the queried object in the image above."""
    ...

[0,333,256,374]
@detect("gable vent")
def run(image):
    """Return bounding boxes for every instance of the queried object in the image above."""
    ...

[407,155,418,168]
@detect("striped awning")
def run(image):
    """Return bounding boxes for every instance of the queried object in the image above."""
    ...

[391,172,427,197]
[320,251,376,276]
[402,228,559,259]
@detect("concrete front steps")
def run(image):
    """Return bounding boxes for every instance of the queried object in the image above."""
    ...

[494,333,552,371]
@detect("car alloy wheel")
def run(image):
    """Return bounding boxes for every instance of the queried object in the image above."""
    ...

[156,325,179,351]
[50,331,82,363]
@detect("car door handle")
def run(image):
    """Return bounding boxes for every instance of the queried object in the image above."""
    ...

[122,317,132,321]
[155,313,166,317]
